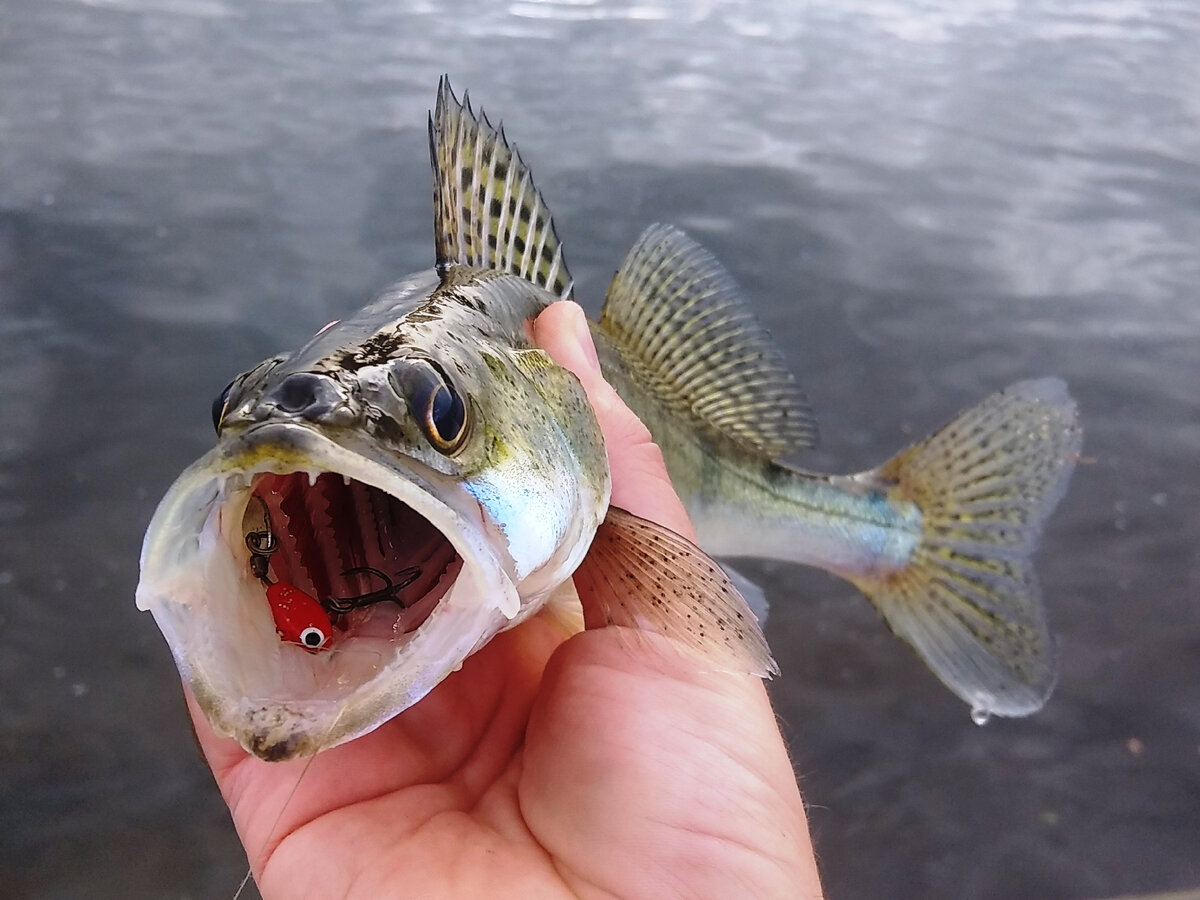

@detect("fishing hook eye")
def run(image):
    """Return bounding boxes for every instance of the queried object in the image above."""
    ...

[245,530,279,555]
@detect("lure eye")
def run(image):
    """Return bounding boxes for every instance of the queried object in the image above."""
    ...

[299,626,327,650]
[397,360,468,453]
[211,380,235,433]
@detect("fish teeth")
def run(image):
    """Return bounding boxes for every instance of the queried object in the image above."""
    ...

[308,470,319,487]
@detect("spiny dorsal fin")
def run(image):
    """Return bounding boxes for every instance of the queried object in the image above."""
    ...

[429,78,573,300]
[598,224,817,458]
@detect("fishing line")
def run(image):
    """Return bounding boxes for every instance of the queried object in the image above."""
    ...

[230,704,348,900]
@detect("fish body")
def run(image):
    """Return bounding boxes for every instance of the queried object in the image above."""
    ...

[138,81,1080,761]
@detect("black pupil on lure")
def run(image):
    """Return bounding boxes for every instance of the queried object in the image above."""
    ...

[430,384,464,442]
[303,630,322,647]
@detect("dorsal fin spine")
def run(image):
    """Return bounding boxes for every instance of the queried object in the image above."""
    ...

[496,157,518,266]
[505,170,529,275]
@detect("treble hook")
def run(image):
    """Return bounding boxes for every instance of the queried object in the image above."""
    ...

[324,565,422,615]
[244,496,279,584]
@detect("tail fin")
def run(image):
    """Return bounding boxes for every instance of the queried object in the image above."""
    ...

[849,378,1081,718]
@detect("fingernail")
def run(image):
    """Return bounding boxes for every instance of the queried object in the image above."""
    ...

[572,304,601,373]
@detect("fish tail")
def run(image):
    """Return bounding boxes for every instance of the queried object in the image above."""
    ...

[848,378,1081,718]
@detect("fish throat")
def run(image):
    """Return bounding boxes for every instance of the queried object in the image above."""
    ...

[242,471,462,649]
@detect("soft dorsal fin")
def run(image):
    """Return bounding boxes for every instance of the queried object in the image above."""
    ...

[598,224,818,458]
[428,78,574,300]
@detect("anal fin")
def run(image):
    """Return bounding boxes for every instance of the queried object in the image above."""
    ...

[573,507,777,677]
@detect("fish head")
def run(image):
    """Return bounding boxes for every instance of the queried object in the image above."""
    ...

[137,278,609,761]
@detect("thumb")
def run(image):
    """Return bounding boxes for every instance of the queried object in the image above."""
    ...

[532,301,696,541]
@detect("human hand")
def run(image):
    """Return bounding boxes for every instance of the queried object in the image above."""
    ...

[189,300,823,899]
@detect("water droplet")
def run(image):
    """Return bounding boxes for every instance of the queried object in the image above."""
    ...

[970,706,992,726]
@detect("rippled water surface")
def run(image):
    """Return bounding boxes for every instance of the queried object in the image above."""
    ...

[2,1,1198,897]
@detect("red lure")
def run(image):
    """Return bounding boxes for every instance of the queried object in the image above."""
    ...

[265,582,333,652]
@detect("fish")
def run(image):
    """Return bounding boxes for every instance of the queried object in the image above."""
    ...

[136,80,774,761]
[136,79,1081,761]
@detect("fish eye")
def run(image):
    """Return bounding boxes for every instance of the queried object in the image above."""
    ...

[211,380,235,433]
[299,626,327,650]
[398,360,468,453]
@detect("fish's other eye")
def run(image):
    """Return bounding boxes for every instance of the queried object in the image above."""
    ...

[397,360,468,453]
[299,626,327,650]
[211,380,235,433]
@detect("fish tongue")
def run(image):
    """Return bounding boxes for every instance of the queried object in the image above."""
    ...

[571,507,777,678]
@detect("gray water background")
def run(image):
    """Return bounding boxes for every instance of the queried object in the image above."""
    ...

[1,1,1198,897]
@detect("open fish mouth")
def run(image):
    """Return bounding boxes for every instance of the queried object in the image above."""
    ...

[245,471,462,642]
[137,424,520,760]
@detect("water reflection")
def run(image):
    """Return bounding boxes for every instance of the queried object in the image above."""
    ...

[1,0,1198,897]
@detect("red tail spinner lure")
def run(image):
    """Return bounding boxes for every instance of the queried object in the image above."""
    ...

[265,581,333,652]
[243,496,419,653]
[244,501,333,653]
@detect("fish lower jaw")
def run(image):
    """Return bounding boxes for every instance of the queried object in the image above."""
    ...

[138,433,522,760]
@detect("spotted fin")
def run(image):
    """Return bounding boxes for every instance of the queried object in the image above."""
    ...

[429,78,573,300]
[596,224,817,459]
[718,562,770,625]
[573,507,777,677]
[849,378,1081,717]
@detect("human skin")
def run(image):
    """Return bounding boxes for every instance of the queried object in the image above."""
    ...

[187,300,825,899]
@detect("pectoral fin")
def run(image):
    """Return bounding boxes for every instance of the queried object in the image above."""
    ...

[573,507,777,677]
[718,562,770,625]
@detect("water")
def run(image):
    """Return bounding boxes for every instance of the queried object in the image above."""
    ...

[2,1,1198,897]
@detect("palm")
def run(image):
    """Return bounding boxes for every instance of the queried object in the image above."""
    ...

[191,303,821,898]
[195,611,817,899]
